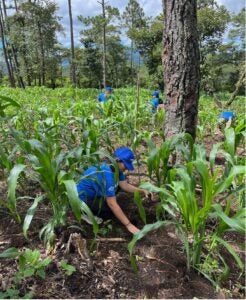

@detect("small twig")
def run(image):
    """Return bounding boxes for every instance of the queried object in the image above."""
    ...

[145,254,177,271]
[95,237,127,242]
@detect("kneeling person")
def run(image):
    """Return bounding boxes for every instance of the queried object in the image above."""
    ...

[77,147,152,234]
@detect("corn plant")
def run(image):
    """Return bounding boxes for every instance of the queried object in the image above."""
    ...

[2,164,26,223]
[132,142,245,275]
[9,129,99,248]
[199,201,245,286]
[0,95,20,118]
[145,133,193,186]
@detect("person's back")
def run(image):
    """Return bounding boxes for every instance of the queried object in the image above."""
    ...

[97,86,114,102]
[151,91,163,113]
[98,92,107,102]
[219,111,235,121]
[215,111,235,135]
[77,164,125,201]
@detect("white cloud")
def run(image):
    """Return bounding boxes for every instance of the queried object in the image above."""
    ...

[55,0,244,47]
[55,0,163,46]
[216,0,244,14]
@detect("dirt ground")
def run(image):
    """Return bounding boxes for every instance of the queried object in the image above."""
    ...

[0,133,245,299]
[0,182,245,299]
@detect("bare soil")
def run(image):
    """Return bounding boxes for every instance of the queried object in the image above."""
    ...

[0,135,245,299]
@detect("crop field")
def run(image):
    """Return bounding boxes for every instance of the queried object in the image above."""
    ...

[0,87,245,299]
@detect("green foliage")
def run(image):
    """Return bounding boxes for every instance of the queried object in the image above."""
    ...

[5,164,26,223]
[60,260,76,276]
[0,95,20,118]
[15,249,52,282]
[133,191,146,224]
[136,136,245,276]
[0,247,52,296]
[0,87,245,290]
[0,288,33,299]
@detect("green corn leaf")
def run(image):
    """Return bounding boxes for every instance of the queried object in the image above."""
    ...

[194,144,206,161]
[214,236,243,270]
[23,195,45,238]
[0,144,12,171]
[63,180,81,222]
[128,220,173,256]
[214,165,245,195]
[224,128,235,157]
[7,164,26,222]
[39,221,56,248]
[0,95,20,107]
[147,148,159,178]
[212,204,245,234]
[80,201,99,236]
[133,191,146,224]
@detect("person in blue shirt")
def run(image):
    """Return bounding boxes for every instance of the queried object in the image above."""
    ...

[151,91,163,113]
[97,86,114,102]
[217,111,235,130]
[77,147,153,234]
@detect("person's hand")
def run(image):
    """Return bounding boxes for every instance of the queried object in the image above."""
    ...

[143,190,154,201]
[126,223,140,234]
[226,118,232,128]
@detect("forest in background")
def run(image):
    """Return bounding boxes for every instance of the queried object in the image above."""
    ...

[0,0,244,93]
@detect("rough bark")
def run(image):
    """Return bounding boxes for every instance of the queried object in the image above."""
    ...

[163,0,200,140]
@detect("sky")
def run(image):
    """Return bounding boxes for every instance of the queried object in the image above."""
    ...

[55,0,245,47]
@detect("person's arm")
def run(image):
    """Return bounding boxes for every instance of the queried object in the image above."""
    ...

[106,196,140,234]
[226,117,233,128]
[119,181,153,200]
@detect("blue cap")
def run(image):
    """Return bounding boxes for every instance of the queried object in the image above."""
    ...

[152,91,159,97]
[114,147,135,170]
[106,87,113,92]
[219,111,235,121]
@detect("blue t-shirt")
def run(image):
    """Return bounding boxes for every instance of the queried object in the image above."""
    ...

[98,92,107,102]
[151,98,159,113]
[219,111,235,121]
[77,165,125,201]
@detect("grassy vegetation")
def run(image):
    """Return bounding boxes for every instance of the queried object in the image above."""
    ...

[0,87,245,295]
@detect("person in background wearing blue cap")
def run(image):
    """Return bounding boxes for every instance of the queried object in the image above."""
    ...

[216,111,235,134]
[77,147,153,234]
[98,86,114,102]
[151,91,163,113]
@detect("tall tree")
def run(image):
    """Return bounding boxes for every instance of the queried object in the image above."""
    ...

[0,0,15,87]
[68,0,76,87]
[8,0,62,86]
[163,0,200,139]
[122,0,147,82]
[99,0,106,88]
[78,4,120,88]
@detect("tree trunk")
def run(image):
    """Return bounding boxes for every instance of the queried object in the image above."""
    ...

[0,1,15,87]
[226,70,245,106]
[163,0,200,140]
[2,0,25,88]
[101,0,106,89]
[68,0,76,87]
[37,21,45,86]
